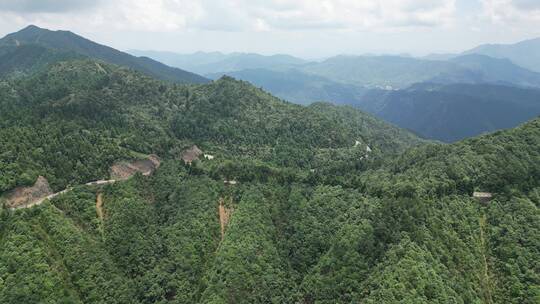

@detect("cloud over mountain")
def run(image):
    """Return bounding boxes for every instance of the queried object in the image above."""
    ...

[0,0,457,32]
[0,0,101,13]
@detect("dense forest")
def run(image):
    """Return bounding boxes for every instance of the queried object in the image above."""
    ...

[354,83,540,142]
[0,58,538,303]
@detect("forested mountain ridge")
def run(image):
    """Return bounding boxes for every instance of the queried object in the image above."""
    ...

[0,25,209,83]
[0,57,538,303]
[0,59,422,194]
[353,83,540,142]
[126,45,540,145]
[0,44,83,78]
[218,62,540,142]
[205,68,368,106]
[361,117,540,197]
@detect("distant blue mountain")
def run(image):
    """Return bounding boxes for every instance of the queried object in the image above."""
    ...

[350,83,540,142]
[464,37,540,72]
[129,50,307,75]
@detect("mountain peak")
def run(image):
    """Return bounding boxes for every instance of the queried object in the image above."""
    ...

[0,25,209,84]
[21,24,44,31]
[1,24,53,43]
[15,24,51,36]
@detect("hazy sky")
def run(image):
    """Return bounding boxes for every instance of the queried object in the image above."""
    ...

[0,0,539,58]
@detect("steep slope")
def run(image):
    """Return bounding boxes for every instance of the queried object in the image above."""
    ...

[0,59,422,194]
[1,113,538,303]
[130,50,307,75]
[353,83,540,142]
[209,57,540,143]
[361,117,540,197]
[0,57,538,304]
[0,44,83,78]
[464,37,540,72]
[0,25,208,83]
[299,118,540,303]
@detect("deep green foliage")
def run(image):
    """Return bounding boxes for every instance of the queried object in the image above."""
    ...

[0,44,82,79]
[0,59,421,194]
[0,58,538,304]
[201,56,540,143]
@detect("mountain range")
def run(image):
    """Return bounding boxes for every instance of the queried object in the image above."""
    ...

[134,41,540,90]
[0,25,539,304]
[131,36,540,142]
[2,25,540,143]
[464,37,540,72]
[0,25,208,83]
[130,50,307,75]
[354,83,540,142]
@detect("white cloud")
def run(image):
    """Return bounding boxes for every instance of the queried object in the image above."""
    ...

[0,0,101,13]
[0,0,458,33]
[190,0,457,31]
[481,0,540,24]
[512,0,540,10]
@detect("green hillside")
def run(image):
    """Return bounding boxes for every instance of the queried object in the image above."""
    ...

[0,44,83,78]
[0,59,538,304]
[0,59,421,193]
[216,67,540,143]
[0,25,208,84]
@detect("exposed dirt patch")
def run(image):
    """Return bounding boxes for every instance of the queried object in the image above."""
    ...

[96,193,104,220]
[479,215,494,304]
[94,62,107,74]
[110,154,161,180]
[218,197,234,240]
[182,145,203,164]
[3,176,53,208]
[6,155,158,210]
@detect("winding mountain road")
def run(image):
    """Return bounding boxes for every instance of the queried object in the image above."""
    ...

[9,179,117,210]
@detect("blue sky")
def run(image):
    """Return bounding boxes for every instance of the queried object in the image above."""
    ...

[0,0,538,58]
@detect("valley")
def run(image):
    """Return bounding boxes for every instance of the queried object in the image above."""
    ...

[138,44,540,143]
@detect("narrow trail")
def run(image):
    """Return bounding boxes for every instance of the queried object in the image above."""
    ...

[218,197,233,241]
[96,192,106,239]
[96,193,104,221]
[9,179,116,210]
[479,214,494,304]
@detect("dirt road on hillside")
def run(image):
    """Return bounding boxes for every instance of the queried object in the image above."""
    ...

[9,180,116,210]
